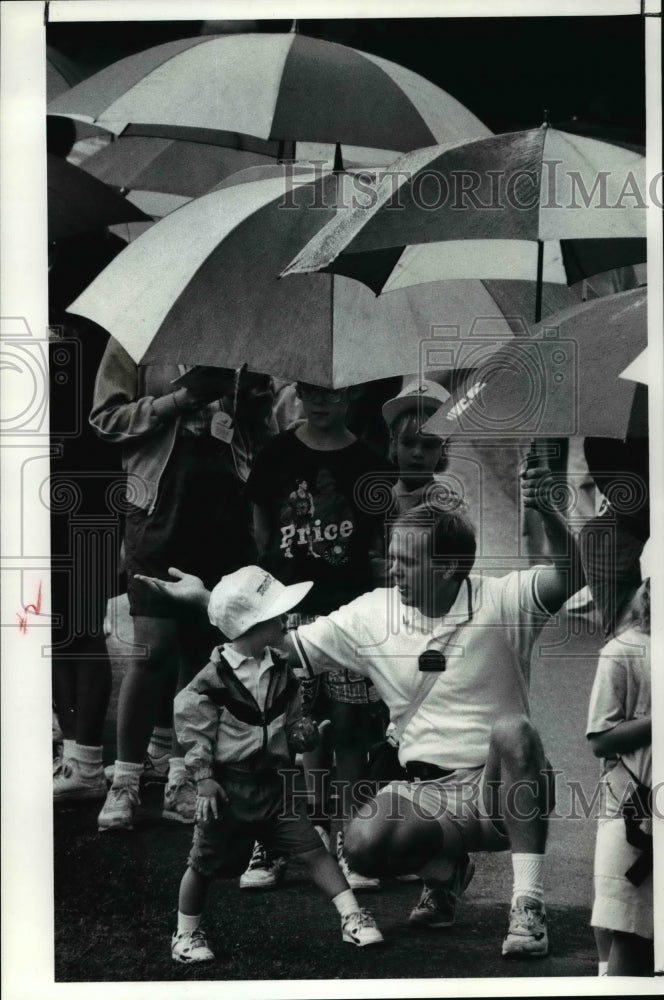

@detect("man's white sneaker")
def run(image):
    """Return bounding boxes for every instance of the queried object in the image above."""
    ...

[408,854,475,928]
[341,908,384,947]
[336,831,380,890]
[171,928,215,964]
[97,783,140,831]
[502,895,549,958]
[239,842,288,890]
[54,758,107,802]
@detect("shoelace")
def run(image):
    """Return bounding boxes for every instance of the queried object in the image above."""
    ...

[248,845,268,869]
[53,756,65,777]
[110,784,140,805]
[513,901,545,930]
[348,909,375,928]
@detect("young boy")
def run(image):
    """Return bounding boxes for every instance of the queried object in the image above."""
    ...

[382,379,452,515]
[171,565,384,963]
[244,382,393,888]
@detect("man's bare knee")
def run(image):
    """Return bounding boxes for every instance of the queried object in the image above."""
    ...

[344,817,384,876]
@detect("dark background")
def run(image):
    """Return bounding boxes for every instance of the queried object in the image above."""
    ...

[47,15,646,143]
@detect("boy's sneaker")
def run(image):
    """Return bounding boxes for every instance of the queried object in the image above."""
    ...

[98,783,140,831]
[54,758,107,802]
[502,895,548,958]
[341,908,384,947]
[171,928,215,964]
[162,774,196,824]
[239,842,288,890]
[408,854,475,928]
[336,831,380,891]
[105,752,171,786]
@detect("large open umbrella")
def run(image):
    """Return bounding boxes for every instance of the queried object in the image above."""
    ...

[65,168,526,388]
[423,287,648,441]
[47,153,150,243]
[47,32,490,157]
[283,126,646,319]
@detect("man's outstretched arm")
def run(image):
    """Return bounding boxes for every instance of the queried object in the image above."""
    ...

[133,568,211,613]
[521,466,585,614]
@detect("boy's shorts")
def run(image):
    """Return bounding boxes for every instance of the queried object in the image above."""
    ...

[376,766,511,856]
[187,766,322,878]
[289,614,374,709]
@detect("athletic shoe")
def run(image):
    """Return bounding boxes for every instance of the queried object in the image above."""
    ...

[162,774,197,824]
[314,825,331,852]
[341,908,384,947]
[239,842,288,890]
[104,752,171,785]
[171,928,215,964]
[502,895,548,958]
[336,831,380,891]
[54,758,107,802]
[97,783,140,831]
[408,854,475,928]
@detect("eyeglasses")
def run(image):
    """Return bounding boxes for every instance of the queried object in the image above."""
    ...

[296,384,347,404]
[418,650,447,672]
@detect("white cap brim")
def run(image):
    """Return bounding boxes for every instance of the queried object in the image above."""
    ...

[253,579,314,627]
[382,394,448,428]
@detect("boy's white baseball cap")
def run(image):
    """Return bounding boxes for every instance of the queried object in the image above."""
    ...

[382,379,451,427]
[208,566,313,639]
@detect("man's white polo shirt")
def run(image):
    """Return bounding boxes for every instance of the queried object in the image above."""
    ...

[293,569,550,770]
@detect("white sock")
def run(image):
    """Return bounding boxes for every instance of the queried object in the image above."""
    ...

[62,739,76,761]
[72,744,103,776]
[177,911,202,935]
[598,961,608,976]
[148,727,173,758]
[113,760,143,786]
[332,889,360,919]
[511,853,545,905]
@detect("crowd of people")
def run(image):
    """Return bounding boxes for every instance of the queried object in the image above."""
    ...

[51,335,652,973]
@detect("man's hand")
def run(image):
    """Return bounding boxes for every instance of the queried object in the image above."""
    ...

[520,465,556,512]
[133,567,210,611]
[195,777,228,822]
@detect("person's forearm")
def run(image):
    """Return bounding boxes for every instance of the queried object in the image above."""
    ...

[589,716,651,758]
[540,507,585,589]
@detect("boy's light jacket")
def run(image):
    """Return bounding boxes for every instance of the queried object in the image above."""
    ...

[174,646,303,781]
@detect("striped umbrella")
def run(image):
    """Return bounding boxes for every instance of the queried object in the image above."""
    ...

[65,168,523,388]
[283,126,646,319]
[47,32,490,155]
[47,154,149,243]
[424,288,648,441]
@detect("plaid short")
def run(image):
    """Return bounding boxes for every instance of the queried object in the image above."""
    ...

[288,613,373,709]
[187,766,322,878]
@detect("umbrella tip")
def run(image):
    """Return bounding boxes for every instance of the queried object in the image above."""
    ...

[542,109,550,127]
[333,142,345,173]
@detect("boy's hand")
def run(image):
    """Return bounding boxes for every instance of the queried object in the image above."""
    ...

[133,568,209,611]
[195,778,228,822]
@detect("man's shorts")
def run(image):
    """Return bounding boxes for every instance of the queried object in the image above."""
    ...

[375,765,511,856]
[187,766,322,878]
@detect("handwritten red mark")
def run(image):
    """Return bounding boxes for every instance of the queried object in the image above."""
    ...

[17,581,42,633]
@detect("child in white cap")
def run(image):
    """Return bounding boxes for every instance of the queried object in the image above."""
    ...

[170,566,383,963]
[382,379,454,515]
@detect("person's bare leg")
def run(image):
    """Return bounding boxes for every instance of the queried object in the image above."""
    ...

[608,931,653,976]
[116,616,179,763]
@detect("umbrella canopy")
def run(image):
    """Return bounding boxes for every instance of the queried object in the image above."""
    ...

[77,124,286,200]
[66,169,526,388]
[47,153,150,242]
[283,126,646,297]
[47,32,490,152]
[423,287,648,441]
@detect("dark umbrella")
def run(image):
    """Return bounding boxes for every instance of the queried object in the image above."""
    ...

[47,153,150,242]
